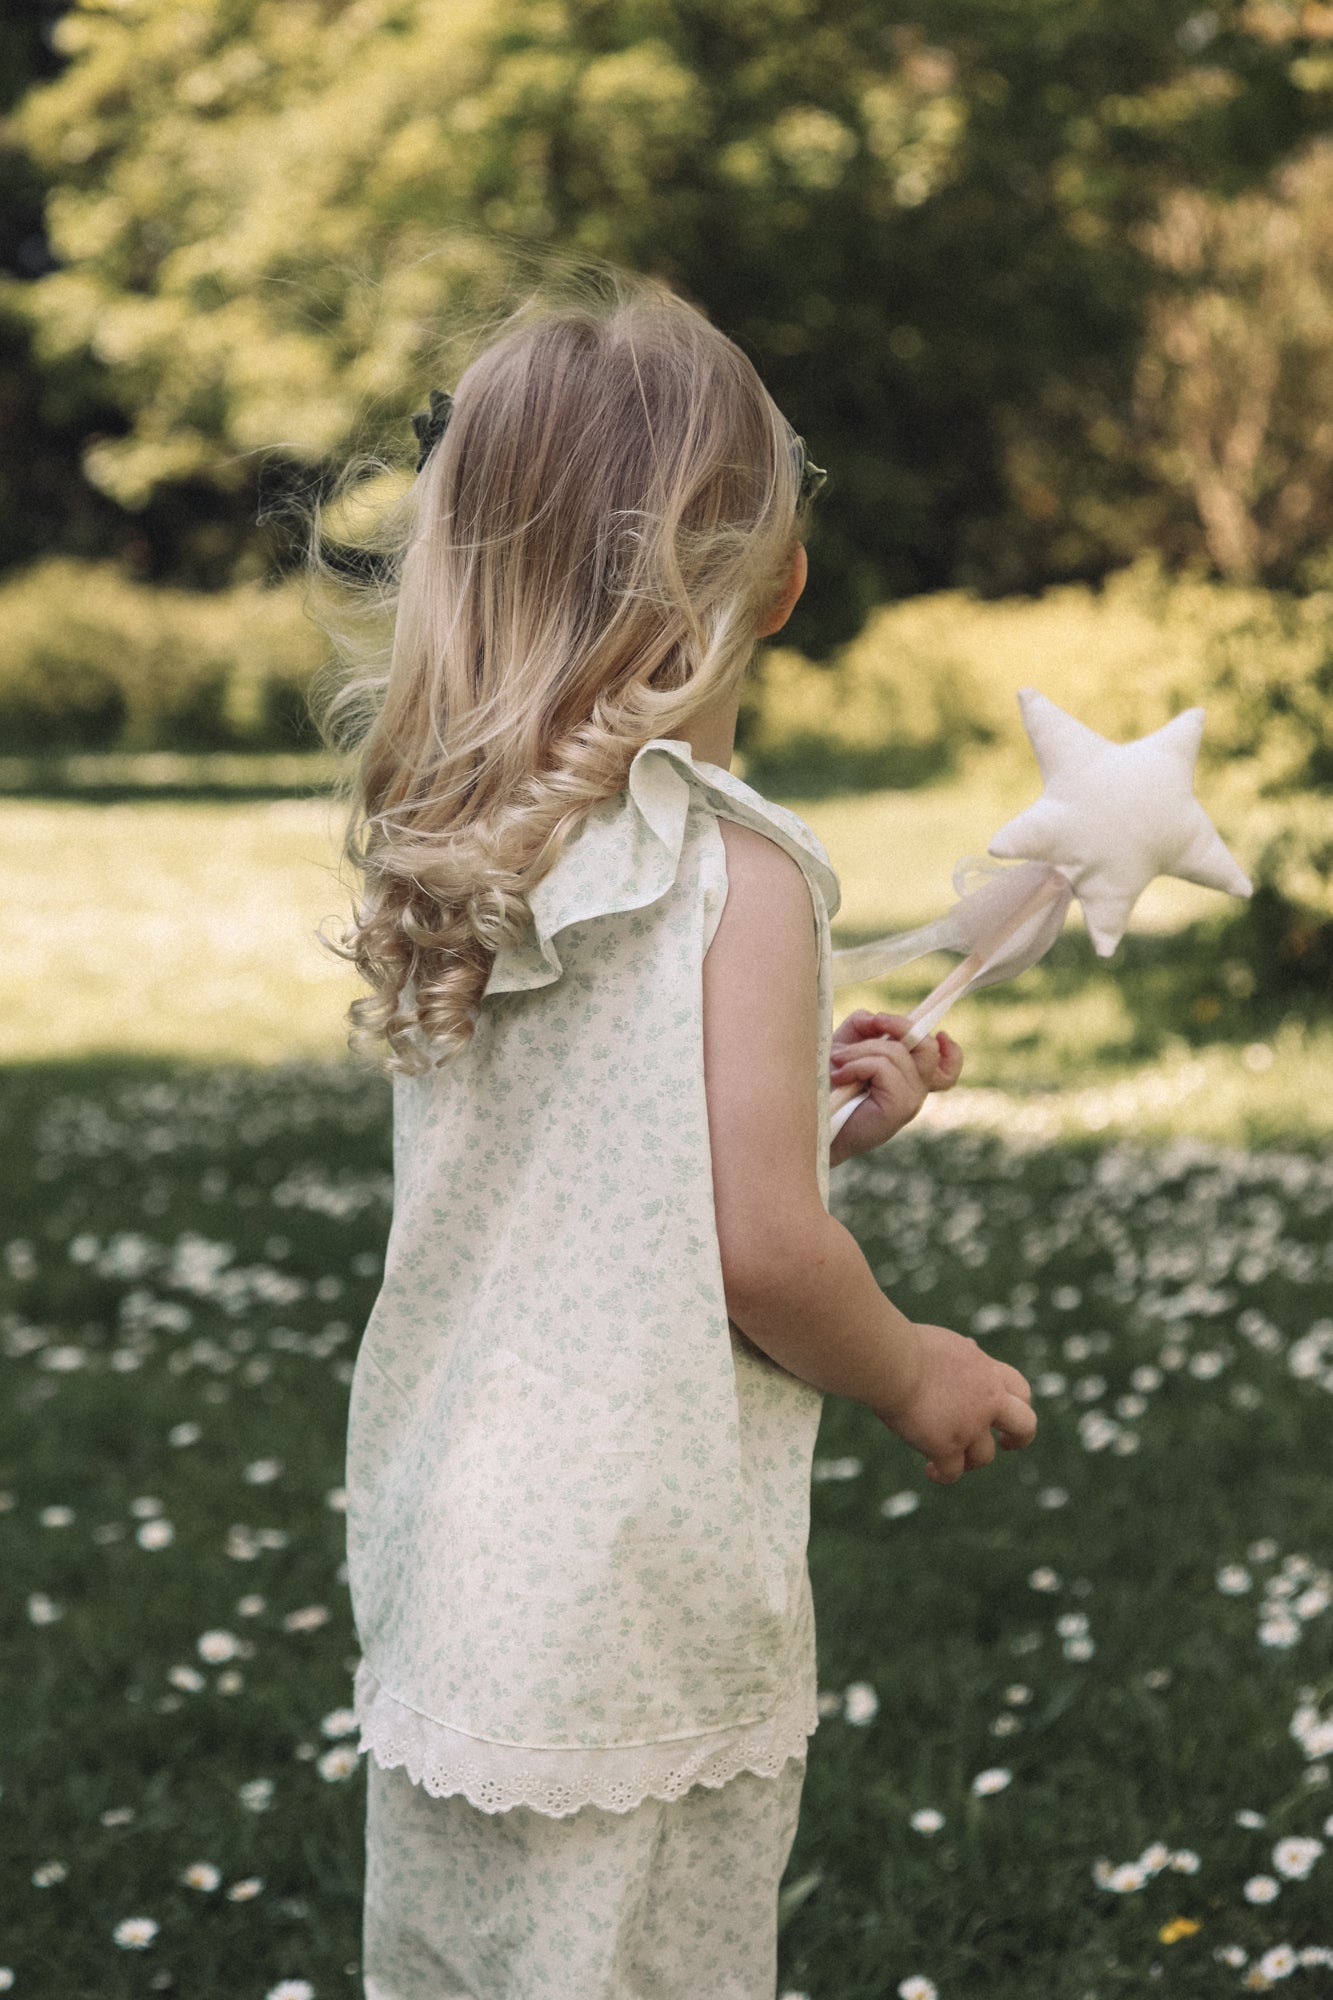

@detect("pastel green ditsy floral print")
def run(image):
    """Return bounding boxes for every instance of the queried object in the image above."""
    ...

[346,738,842,1816]
[362,1747,807,2000]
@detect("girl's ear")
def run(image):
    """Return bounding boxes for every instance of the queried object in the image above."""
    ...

[756,541,808,638]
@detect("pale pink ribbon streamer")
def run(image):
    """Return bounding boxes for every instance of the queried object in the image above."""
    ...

[828,858,1074,1141]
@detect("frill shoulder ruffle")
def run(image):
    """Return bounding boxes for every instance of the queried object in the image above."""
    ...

[353,1657,816,1818]
[482,736,840,998]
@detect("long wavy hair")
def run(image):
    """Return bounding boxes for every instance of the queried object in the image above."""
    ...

[308,265,810,1075]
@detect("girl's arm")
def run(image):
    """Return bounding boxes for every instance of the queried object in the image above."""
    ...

[702,818,1035,1483]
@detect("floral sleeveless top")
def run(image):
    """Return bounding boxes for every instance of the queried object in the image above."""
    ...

[346,736,842,1817]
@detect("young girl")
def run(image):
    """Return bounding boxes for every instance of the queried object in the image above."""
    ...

[322,270,1037,2000]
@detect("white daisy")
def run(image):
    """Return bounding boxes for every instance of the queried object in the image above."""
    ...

[135,1519,174,1551]
[239,1778,274,1812]
[320,1708,358,1739]
[1272,1836,1323,1880]
[881,1491,920,1520]
[266,1984,317,2000]
[1106,1862,1146,1893]
[317,1744,361,1782]
[1243,1874,1280,1904]
[910,1809,945,1835]
[1257,1944,1298,1981]
[226,1878,264,1901]
[812,1456,863,1482]
[112,1917,159,1948]
[282,1605,330,1634]
[182,1862,221,1892]
[197,1630,242,1663]
[898,1979,938,2000]
[971,1768,1012,1796]
[843,1682,879,1725]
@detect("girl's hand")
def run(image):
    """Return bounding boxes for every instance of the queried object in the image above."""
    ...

[828,1011,963,1156]
[871,1322,1037,1484]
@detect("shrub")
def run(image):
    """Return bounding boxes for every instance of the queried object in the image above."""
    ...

[740,556,1333,997]
[0,560,325,754]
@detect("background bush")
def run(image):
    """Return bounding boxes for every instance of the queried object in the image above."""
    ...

[0,560,320,754]
[737,557,1333,994]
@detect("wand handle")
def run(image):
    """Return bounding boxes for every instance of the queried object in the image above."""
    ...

[820,952,976,1128]
[829,869,1070,1143]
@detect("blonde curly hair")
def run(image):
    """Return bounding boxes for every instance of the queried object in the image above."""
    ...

[310,265,810,1075]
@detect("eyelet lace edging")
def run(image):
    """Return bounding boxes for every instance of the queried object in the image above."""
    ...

[353,1659,817,1818]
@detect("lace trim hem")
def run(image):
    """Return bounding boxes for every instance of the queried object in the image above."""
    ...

[353,1659,817,1818]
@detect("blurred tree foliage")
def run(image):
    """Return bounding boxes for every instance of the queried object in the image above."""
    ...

[0,0,121,573]
[7,0,1333,643]
[1135,136,1333,586]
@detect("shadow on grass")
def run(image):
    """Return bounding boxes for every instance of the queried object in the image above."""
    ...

[0,750,340,805]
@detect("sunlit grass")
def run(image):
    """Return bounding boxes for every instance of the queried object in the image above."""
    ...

[1,797,360,1064]
[1,760,1325,1139]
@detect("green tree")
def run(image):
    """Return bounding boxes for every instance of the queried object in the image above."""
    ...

[1135,136,1333,583]
[9,0,1327,637]
[0,0,122,574]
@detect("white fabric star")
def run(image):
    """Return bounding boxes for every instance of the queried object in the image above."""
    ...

[988,689,1252,955]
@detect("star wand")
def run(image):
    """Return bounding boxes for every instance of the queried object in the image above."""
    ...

[828,688,1254,1141]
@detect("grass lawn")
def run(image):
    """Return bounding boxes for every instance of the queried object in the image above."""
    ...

[1,1059,1331,1998]
[2,768,1331,1996]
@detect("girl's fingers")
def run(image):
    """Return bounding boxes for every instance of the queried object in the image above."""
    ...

[993,1393,1038,1448]
[831,1044,922,1092]
[831,1035,918,1071]
[964,1430,997,1471]
[934,1032,964,1089]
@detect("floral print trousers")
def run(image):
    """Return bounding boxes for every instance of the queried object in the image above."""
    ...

[361,1751,808,2000]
